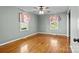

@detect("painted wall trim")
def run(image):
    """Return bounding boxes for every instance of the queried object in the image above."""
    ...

[0,33,38,46]
[37,32,67,37]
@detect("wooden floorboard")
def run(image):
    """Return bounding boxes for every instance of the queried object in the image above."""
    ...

[0,34,72,53]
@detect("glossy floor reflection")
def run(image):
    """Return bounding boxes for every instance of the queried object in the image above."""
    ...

[0,34,71,53]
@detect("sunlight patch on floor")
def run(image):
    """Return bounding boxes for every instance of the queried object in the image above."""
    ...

[20,44,28,53]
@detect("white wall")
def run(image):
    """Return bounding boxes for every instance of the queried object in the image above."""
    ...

[70,6,79,53]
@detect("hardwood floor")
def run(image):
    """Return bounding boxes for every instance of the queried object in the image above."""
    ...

[0,34,71,53]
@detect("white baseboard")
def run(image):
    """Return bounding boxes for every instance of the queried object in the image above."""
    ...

[37,32,67,36]
[0,33,38,46]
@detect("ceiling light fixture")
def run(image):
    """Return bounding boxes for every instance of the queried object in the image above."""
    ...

[34,6,49,15]
[39,10,44,14]
[39,6,44,14]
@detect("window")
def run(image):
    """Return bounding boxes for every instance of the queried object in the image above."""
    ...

[19,12,31,31]
[49,15,60,30]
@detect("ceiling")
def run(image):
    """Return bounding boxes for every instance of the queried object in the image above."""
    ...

[17,6,69,15]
